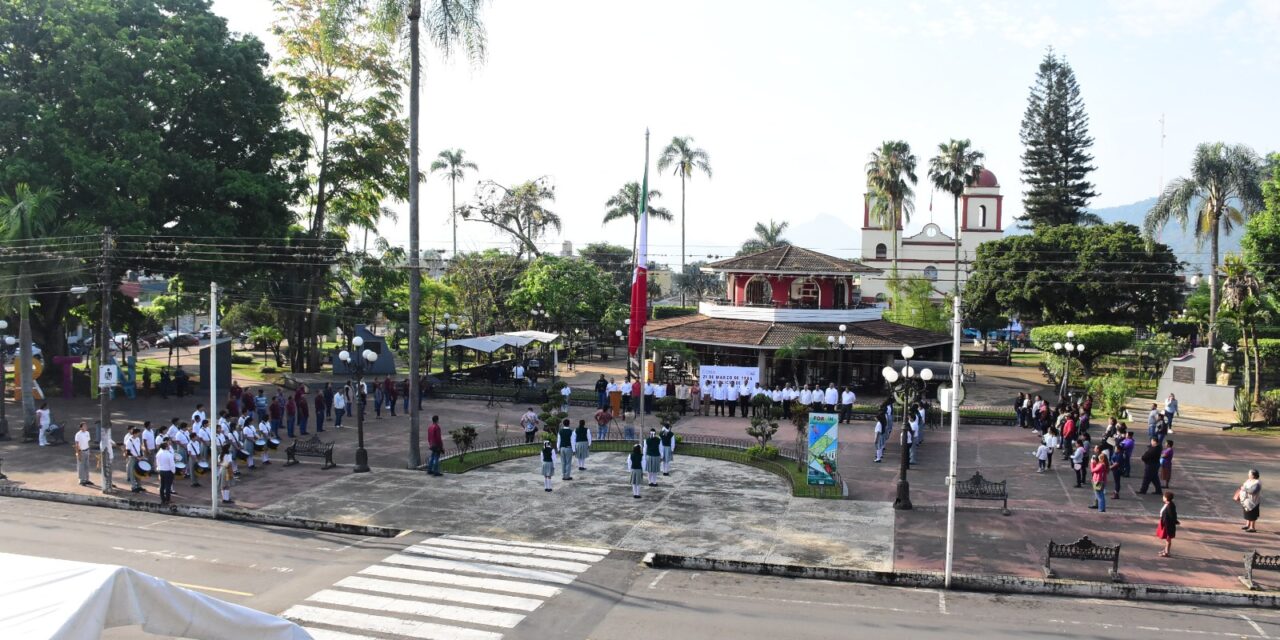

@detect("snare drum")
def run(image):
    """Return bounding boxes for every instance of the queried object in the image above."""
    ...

[234,448,249,461]
[133,459,153,478]
[194,461,211,476]
[255,439,267,450]
[174,461,187,474]
[267,437,281,450]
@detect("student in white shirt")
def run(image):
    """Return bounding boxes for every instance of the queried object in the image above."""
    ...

[824,383,839,412]
[124,427,145,492]
[74,422,93,486]
[35,403,54,446]
[873,412,887,463]
[560,383,572,412]
[155,442,176,505]
[908,405,921,464]
[712,382,727,416]
[141,421,157,462]
[332,388,347,429]
[840,387,856,424]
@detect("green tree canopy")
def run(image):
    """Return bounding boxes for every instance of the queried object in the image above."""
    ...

[883,277,949,333]
[579,242,633,302]
[1242,153,1280,288]
[738,220,791,256]
[1018,49,1099,228]
[507,256,616,331]
[963,223,1182,327]
[1029,324,1135,374]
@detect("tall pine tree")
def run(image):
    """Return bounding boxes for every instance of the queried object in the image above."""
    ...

[1019,49,1099,228]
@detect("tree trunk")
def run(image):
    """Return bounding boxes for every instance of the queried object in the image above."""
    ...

[18,291,35,429]
[891,203,900,309]
[406,0,423,469]
[953,193,961,295]
[1208,219,1220,349]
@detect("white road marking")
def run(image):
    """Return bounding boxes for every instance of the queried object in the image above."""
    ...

[111,546,196,561]
[1240,614,1270,638]
[335,576,545,612]
[426,537,606,563]
[171,582,253,597]
[648,570,669,590]
[444,534,610,555]
[405,544,591,573]
[381,552,578,585]
[938,591,948,615]
[283,605,502,640]
[301,628,381,640]
[308,589,525,628]
[361,564,563,598]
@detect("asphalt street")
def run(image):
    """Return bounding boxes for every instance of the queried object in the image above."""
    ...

[7,498,1280,640]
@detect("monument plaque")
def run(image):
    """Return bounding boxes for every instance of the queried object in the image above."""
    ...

[1172,365,1196,384]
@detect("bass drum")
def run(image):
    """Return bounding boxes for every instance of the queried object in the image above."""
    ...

[194,461,211,476]
[133,459,153,478]
[234,448,249,461]
[267,438,281,450]
[174,461,188,474]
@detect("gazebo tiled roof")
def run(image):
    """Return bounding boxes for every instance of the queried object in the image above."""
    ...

[645,314,948,350]
[703,245,881,275]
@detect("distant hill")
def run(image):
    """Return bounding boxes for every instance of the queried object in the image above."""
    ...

[1090,197,1241,273]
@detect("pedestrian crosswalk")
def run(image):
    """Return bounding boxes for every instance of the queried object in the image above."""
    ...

[283,534,610,640]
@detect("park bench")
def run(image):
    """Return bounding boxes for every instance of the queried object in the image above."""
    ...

[954,471,1010,515]
[285,435,336,469]
[1240,551,1280,590]
[1044,535,1121,582]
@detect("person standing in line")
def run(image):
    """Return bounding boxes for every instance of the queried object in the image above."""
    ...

[907,407,922,465]
[171,422,189,478]
[644,380,656,415]
[372,382,383,419]
[1164,393,1179,434]
[1236,469,1262,533]
[726,382,739,418]
[916,402,927,446]
[385,376,398,417]
[155,441,176,506]
[631,378,643,415]
[1138,438,1164,495]
[1109,443,1124,500]
[521,407,540,444]
[314,389,326,432]
[690,380,702,416]
[1160,440,1175,489]
[187,431,204,488]
[1035,438,1051,472]
[1071,439,1087,488]
[217,447,235,505]
[698,381,710,416]
[873,411,888,463]
[1147,403,1161,445]
[1042,427,1058,470]
[74,422,93,487]
[560,382,573,413]
[573,419,592,471]
[824,383,838,414]
[332,387,346,429]
[268,395,283,437]
[426,415,444,477]
[738,380,752,418]
[285,395,297,436]
[627,443,645,499]
[1119,428,1135,477]
[643,428,662,487]
[99,423,116,493]
[557,419,575,481]
[124,426,144,493]
[255,389,269,421]
[1089,446,1108,512]
[594,374,609,410]
[239,419,258,470]
[297,390,310,436]
[1014,392,1026,429]
[141,421,158,466]
[252,418,272,466]
[1156,491,1180,557]
[676,380,690,416]
[713,382,726,416]
[780,384,793,419]
[513,362,526,388]
[659,424,676,476]
[798,385,812,414]
[840,387,856,424]
[540,441,557,492]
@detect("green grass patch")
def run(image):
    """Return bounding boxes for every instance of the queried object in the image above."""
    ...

[440,440,842,499]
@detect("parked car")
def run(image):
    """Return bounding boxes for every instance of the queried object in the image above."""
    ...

[156,332,199,348]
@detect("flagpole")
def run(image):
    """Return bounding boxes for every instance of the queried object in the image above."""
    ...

[638,129,650,434]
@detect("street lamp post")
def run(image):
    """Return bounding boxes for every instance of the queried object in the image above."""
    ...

[1053,330,1086,400]
[884,345,933,510]
[435,313,459,381]
[622,318,632,381]
[0,320,12,439]
[826,323,848,388]
[614,329,623,362]
[338,336,378,473]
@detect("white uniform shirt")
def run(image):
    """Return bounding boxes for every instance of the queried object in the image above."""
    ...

[242,424,256,443]
[75,430,91,452]
[654,384,667,398]
[192,410,207,425]
[712,384,726,401]
[824,387,838,405]
[333,392,346,410]
[607,382,619,393]
[726,385,740,401]
[676,385,689,400]
[155,448,175,473]
[141,429,157,453]
[841,390,856,405]
[799,389,812,405]
[36,408,51,428]
[561,385,572,400]
[125,434,142,458]
[165,423,181,442]
[739,384,751,400]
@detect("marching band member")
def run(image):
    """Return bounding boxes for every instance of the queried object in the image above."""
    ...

[253,418,272,465]
[659,424,676,476]
[627,443,645,499]
[141,421,157,464]
[572,419,592,471]
[643,429,662,487]
[218,446,235,504]
[171,422,190,476]
[240,419,258,470]
[124,426,145,493]
[187,429,204,487]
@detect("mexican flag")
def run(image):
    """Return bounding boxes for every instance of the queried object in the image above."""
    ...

[628,133,650,356]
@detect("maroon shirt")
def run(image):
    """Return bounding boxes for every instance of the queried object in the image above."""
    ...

[427,421,443,450]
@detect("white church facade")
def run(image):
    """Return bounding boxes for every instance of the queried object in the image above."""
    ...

[859,168,1005,303]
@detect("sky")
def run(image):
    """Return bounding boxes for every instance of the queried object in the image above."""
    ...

[211,0,1280,265]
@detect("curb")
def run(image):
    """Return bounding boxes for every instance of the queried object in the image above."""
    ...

[643,553,1280,608]
[0,484,405,538]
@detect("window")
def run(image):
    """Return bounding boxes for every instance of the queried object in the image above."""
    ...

[744,276,772,305]
[875,243,887,260]
[979,205,988,228]
[874,293,887,303]
[923,266,938,281]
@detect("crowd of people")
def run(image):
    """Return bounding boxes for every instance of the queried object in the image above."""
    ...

[588,374,859,424]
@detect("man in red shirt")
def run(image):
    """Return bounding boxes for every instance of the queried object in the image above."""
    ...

[426,415,444,476]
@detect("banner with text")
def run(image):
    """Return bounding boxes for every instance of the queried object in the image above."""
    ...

[807,412,839,486]
[698,365,760,391]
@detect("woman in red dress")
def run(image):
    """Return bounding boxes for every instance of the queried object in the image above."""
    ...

[1156,491,1179,557]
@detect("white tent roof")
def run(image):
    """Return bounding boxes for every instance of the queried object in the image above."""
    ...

[445,331,560,353]
[444,336,510,353]
[0,552,307,640]
[502,330,560,344]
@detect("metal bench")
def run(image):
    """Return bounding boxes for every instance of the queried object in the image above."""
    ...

[1241,551,1280,590]
[1044,536,1121,582]
[285,435,336,469]
[955,471,1010,515]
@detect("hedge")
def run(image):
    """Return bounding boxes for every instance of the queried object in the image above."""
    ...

[1029,324,1135,372]
[652,306,698,320]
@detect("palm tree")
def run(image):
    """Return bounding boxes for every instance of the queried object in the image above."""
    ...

[1144,142,1263,349]
[363,0,488,469]
[0,184,80,432]
[602,182,671,274]
[430,148,478,258]
[657,136,712,293]
[738,220,790,255]
[1220,253,1267,402]
[927,139,984,295]
[867,141,918,308]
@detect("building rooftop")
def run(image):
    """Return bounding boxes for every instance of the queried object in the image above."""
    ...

[704,245,881,275]
[646,314,949,350]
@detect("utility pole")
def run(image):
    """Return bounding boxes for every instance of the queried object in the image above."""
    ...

[210,282,219,517]
[406,0,423,471]
[98,229,112,451]
[944,293,962,588]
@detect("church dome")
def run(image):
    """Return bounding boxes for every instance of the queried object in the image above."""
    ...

[975,169,999,188]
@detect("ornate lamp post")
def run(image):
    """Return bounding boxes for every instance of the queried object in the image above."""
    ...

[883,345,933,510]
[614,329,624,362]
[1053,330,1086,400]
[435,313,459,380]
[338,336,378,473]
[826,323,848,387]
[623,318,632,381]
[0,320,12,439]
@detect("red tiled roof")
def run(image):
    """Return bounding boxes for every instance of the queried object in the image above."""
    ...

[645,314,949,350]
[705,245,880,275]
